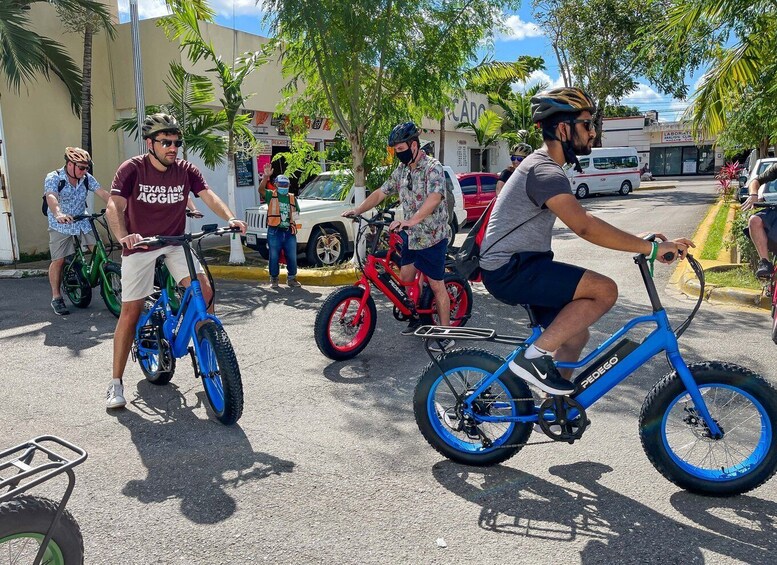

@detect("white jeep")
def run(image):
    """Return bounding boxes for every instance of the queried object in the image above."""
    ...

[243,167,466,266]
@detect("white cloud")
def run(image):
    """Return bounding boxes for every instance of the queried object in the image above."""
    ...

[499,15,543,41]
[512,70,566,92]
[621,83,663,104]
[118,0,263,21]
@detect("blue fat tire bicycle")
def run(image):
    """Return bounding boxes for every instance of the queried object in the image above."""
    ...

[412,244,777,496]
[131,224,244,426]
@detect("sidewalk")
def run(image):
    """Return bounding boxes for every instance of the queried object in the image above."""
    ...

[635,180,676,191]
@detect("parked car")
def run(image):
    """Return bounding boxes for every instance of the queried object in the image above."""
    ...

[457,172,499,223]
[742,157,777,203]
[567,147,641,198]
[243,166,467,267]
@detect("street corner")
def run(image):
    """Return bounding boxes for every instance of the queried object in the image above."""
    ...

[671,258,770,312]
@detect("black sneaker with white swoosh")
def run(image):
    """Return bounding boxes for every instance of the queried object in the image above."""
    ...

[508,348,576,395]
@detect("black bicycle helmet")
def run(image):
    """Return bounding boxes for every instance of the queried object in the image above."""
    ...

[142,113,181,139]
[388,122,420,147]
[530,87,596,123]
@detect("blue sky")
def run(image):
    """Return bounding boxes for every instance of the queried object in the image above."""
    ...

[117,0,698,121]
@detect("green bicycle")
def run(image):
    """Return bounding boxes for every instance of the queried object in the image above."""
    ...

[61,210,123,318]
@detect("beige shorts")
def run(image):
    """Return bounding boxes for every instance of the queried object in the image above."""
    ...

[121,245,204,302]
[49,229,96,260]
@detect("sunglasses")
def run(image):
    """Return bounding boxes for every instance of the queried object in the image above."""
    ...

[572,119,595,132]
[510,156,524,162]
[74,164,89,171]
[154,139,183,148]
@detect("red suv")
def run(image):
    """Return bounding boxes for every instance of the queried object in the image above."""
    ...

[457,172,499,223]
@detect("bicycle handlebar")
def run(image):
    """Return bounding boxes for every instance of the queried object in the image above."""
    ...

[641,233,679,262]
[135,225,240,248]
[71,210,106,222]
[754,202,777,209]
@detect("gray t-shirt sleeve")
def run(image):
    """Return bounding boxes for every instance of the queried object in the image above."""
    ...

[526,161,571,208]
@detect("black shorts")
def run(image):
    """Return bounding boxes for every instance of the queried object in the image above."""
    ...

[481,251,586,328]
[399,235,448,281]
[744,209,777,252]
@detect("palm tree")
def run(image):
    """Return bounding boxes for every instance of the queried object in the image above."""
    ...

[56,5,116,157]
[656,0,777,136]
[455,109,504,171]
[160,3,268,264]
[0,0,112,115]
[111,62,228,168]
[487,82,547,149]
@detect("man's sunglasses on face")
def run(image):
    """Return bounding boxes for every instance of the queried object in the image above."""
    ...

[510,156,524,162]
[572,119,595,132]
[72,163,89,171]
[155,139,183,148]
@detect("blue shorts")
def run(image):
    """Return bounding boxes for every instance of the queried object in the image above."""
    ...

[481,251,586,328]
[744,208,777,253]
[399,234,448,281]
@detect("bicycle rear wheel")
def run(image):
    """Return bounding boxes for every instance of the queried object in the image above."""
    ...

[62,260,91,308]
[135,306,175,385]
[0,495,84,565]
[419,272,473,327]
[640,361,777,496]
[196,321,243,425]
[414,348,533,466]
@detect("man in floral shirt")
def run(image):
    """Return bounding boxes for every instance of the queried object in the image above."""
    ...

[343,122,453,351]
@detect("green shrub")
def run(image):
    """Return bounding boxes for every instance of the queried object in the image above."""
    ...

[727,207,758,269]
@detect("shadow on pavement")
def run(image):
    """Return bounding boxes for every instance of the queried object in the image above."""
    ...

[432,460,774,564]
[114,379,295,524]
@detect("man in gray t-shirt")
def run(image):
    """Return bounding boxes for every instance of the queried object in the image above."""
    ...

[480,87,693,397]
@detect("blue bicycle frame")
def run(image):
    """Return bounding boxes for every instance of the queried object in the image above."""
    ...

[432,252,723,437]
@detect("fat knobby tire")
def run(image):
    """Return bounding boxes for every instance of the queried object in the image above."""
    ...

[314,286,377,360]
[413,348,533,466]
[63,261,92,308]
[197,322,244,425]
[101,262,122,318]
[0,495,84,564]
[639,361,777,496]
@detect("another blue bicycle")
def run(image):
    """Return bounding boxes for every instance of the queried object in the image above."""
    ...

[413,240,777,496]
[131,224,244,426]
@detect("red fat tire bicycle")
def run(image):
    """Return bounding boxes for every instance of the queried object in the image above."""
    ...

[314,211,473,361]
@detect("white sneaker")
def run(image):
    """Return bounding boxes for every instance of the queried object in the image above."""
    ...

[106,381,126,409]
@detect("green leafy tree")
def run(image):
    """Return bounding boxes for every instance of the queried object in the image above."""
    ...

[715,82,777,159]
[533,0,690,145]
[0,0,112,115]
[160,3,269,264]
[603,104,642,118]
[263,0,520,201]
[110,62,228,168]
[650,0,777,136]
[487,81,547,149]
[455,109,504,171]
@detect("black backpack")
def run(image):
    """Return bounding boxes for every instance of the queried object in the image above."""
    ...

[42,171,88,216]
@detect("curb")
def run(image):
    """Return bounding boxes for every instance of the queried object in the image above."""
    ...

[670,200,770,312]
[0,268,48,279]
[634,183,676,191]
[208,264,359,286]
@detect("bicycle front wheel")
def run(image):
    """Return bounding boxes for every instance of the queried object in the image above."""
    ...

[314,286,377,360]
[413,348,534,466]
[62,260,91,308]
[640,361,777,496]
[101,262,122,318]
[197,321,243,425]
[0,495,84,565]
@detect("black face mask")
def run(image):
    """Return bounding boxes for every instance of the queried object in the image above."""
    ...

[396,146,414,165]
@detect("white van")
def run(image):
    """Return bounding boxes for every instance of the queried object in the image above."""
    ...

[567,147,641,199]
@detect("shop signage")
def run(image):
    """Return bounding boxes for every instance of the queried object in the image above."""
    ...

[662,130,694,143]
[235,154,255,187]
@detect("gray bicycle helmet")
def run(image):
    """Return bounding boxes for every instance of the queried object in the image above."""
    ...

[142,113,181,139]
[511,143,533,157]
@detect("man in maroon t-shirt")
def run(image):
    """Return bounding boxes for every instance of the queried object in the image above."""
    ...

[104,113,247,409]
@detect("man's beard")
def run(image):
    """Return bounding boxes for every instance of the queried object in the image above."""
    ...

[573,137,593,156]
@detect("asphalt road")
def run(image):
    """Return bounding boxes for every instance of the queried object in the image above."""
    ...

[2,179,777,564]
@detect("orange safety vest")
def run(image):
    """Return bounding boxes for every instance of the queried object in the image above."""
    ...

[267,189,297,233]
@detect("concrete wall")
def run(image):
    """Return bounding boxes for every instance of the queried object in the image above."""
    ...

[0,1,120,256]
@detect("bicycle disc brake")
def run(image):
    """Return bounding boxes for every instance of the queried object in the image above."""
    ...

[537,396,589,444]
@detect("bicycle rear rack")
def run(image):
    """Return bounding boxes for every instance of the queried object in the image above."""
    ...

[414,324,527,345]
[1,436,88,565]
